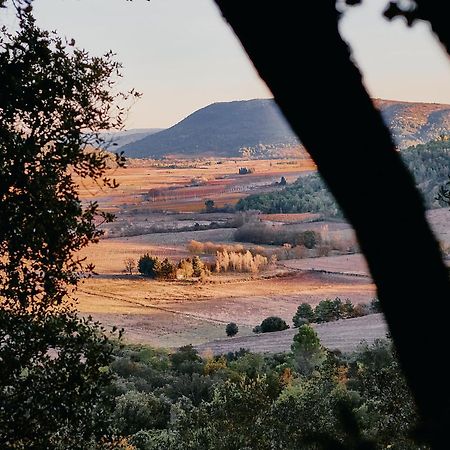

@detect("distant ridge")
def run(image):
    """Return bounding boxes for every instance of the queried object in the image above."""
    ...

[120,98,450,158]
[100,128,164,150]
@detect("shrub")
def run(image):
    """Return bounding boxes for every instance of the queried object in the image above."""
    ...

[259,316,290,333]
[293,303,315,327]
[301,230,321,249]
[340,299,356,319]
[170,345,203,375]
[204,199,215,212]
[138,254,161,278]
[226,322,239,337]
[113,391,171,435]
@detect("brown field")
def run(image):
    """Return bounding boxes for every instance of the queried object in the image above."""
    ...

[280,254,370,277]
[77,270,376,347]
[74,158,449,351]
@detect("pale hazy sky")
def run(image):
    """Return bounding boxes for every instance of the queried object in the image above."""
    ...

[1,0,449,128]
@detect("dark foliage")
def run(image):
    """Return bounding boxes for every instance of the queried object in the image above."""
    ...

[259,316,290,333]
[225,322,239,337]
[0,12,137,448]
[138,254,161,278]
[234,222,322,248]
[236,140,450,215]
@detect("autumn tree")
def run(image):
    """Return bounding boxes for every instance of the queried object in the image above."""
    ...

[123,257,136,275]
[0,12,138,448]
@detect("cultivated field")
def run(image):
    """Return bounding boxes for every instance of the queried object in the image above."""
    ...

[196,314,388,355]
[77,267,376,347]
[76,158,450,350]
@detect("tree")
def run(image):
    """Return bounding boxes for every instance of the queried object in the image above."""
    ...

[314,298,342,323]
[280,176,287,185]
[437,176,450,207]
[293,303,315,327]
[259,316,290,333]
[123,257,136,275]
[0,12,138,447]
[177,258,194,279]
[170,345,203,375]
[226,322,239,337]
[157,258,176,280]
[204,199,215,212]
[192,255,205,277]
[291,325,325,376]
[138,254,161,278]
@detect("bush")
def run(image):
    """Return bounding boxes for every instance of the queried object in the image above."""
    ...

[138,254,161,278]
[293,303,315,327]
[170,345,203,375]
[302,230,321,249]
[226,322,239,337]
[113,391,171,435]
[259,316,290,333]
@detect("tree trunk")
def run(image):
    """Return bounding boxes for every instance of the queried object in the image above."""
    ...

[214,1,450,445]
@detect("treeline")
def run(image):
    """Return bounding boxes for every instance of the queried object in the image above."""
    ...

[250,298,380,334]
[108,333,418,449]
[236,139,450,215]
[235,223,322,248]
[137,254,210,280]
[293,297,380,327]
[236,173,340,217]
[401,139,450,207]
[215,250,269,273]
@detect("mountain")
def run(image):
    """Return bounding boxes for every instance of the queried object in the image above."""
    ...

[120,99,298,158]
[100,128,164,150]
[120,98,450,158]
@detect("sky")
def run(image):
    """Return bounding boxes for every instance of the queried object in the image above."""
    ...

[1,0,449,129]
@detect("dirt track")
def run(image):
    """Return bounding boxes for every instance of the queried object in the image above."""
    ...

[196,313,388,355]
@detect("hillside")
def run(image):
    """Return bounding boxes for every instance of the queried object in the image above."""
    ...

[120,98,450,158]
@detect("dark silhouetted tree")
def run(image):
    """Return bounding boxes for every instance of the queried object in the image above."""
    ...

[0,12,138,447]
[214,2,450,444]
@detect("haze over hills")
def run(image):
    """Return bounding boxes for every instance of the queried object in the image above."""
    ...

[100,128,164,150]
[120,98,450,159]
